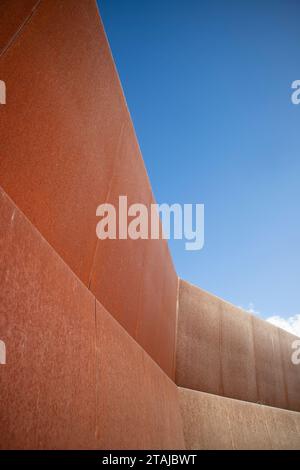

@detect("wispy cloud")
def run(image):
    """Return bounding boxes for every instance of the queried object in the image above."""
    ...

[243,302,260,315]
[242,303,300,338]
[265,315,300,338]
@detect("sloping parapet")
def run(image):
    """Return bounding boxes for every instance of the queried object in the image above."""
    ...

[179,388,300,450]
[0,0,177,379]
[0,186,185,449]
[176,280,300,412]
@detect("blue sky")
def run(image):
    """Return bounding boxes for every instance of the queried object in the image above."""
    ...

[98,0,300,322]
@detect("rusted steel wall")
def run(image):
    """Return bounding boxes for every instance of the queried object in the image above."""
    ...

[179,388,300,450]
[0,186,185,450]
[0,0,177,379]
[176,280,300,412]
[1,0,300,451]
[0,0,40,54]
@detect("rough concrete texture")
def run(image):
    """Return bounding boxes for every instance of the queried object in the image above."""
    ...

[176,280,300,412]
[0,187,185,449]
[179,388,300,450]
[0,0,177,379]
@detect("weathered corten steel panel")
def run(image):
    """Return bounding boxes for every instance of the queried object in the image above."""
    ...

[0,0,124,286]
[96,301,185,450]
[0,187,97,450]
[176,280,300,412]
[0,0,178,378]
[0,187,185,450]
[137,239,178,379]
[0,0,40,54]
[252,315,287,409]
[89,120,153,340]
[279,328,300,412]
[175,279,222,395]
[179,388,300,450]
[220,301,257,403]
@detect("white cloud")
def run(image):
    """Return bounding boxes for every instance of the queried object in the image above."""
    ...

[265,315,300,338]
[243,302,260,315]
[241,303,300,338]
